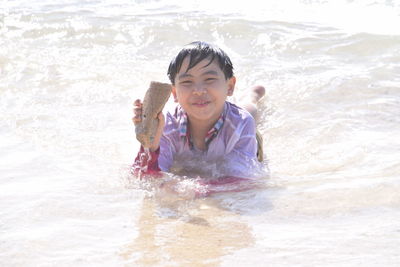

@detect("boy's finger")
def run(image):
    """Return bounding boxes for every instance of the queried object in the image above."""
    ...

[133,107,142,115]
[156,112,164,120]
[132,116,141,124]
[133,99,142,107]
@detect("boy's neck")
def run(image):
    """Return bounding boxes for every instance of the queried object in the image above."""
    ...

[188,119,214,151]
[187,105,225,151]
[189,117,216,134]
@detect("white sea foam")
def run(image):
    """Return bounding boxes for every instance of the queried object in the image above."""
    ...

[1,0,400,266]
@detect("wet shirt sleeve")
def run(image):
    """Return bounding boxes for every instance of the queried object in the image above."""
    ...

[220,114,262,178]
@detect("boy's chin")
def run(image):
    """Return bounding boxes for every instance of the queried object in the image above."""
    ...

[188,112,219,122]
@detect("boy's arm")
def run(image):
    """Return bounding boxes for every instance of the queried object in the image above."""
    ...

[132,145,161,175]
[194,119,265,196]
[222,134,262,178]
[132,99,165,176]
[222,108,265,178]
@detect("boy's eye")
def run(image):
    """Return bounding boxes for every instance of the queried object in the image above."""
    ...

[180,80,193,85]
[205,78,217,83]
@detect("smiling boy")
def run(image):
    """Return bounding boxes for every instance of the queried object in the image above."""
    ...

[132,41,265,186]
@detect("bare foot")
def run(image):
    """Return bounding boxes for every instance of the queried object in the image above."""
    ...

[242,85,265,122]
[249,85,266,104]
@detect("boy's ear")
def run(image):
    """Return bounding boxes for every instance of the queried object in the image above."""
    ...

[227,76,236,96]
[172,86,178,102]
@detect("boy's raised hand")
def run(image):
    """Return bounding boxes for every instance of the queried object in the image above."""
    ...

[132,99,165,152]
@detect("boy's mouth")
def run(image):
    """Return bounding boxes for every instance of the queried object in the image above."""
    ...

[192,100,211,107]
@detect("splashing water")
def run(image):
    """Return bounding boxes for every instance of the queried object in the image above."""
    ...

[135,147,152,179]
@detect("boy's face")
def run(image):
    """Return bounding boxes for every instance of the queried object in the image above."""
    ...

[172,56,235,125]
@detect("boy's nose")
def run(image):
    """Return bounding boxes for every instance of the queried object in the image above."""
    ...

[193,84,207,95]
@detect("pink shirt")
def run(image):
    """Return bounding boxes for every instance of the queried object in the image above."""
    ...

[134,101,264,178]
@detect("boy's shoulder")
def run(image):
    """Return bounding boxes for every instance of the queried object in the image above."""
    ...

[219,101,256,138]
[224,101,255,125]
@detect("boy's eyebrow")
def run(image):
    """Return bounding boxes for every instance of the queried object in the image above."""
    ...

[177,73,193,80]
[201,70,219,76]
[177,70,219,80]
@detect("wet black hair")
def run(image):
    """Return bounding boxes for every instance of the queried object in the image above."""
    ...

[167,41,234,85]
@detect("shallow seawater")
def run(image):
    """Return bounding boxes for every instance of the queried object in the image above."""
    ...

[1,0,400,266]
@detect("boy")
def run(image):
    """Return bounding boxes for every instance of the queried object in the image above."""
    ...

[132,41,266,193]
